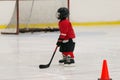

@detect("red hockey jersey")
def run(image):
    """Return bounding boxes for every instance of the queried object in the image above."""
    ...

[58,19,75,40]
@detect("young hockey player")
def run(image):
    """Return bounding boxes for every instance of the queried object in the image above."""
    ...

[56,7,76,64]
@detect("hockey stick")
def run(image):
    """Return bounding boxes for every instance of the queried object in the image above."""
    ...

[39,46,58,69]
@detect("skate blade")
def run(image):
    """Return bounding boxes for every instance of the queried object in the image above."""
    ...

[59,63,64,66]
[64,63,75,67]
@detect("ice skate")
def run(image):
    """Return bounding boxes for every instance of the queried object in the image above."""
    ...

[64,55,75,67]
[59,55,67,64]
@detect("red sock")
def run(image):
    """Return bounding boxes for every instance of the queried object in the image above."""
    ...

[68,52,74,58]
[62,52,68,56]
[62,52,74,58]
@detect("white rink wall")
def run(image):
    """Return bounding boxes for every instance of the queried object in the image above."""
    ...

[0,1,15,24]
[0,0,120,24]
[70,0,120,22]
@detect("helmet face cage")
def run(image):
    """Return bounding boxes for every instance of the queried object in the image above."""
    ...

[56,12,60,19]
[57,7,69,20]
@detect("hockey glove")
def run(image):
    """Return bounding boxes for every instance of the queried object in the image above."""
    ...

[56,38,63,47]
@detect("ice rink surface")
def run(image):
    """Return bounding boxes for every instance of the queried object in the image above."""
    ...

[0,26,120,80]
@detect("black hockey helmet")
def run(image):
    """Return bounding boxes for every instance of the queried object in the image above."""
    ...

[57,7,69,20]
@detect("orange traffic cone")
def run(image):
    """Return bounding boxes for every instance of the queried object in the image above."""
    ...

[98,60,112,80]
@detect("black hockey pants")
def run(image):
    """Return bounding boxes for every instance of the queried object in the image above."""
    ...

[59,39,75,52]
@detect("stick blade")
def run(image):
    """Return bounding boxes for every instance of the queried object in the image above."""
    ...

[39,64,49,69]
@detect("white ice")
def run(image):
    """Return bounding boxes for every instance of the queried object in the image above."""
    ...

[0,26,120,80]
